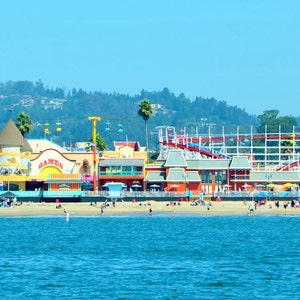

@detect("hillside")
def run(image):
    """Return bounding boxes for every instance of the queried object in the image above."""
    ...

[1,80,262,151]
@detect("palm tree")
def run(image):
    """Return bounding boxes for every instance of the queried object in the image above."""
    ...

[16,112,33,137]
[138,99,153,163]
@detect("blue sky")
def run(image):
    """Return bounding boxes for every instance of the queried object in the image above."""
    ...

[1,0,299,116]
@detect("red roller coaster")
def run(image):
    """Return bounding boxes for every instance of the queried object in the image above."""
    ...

[158,126,300,170]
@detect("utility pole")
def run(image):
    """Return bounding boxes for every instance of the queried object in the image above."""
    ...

[88,116,101,193]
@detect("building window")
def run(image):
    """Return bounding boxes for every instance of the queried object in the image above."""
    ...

[122,166,131,173]
[215,171,226,185]
[201,171,212,183]
[111,166,120,173]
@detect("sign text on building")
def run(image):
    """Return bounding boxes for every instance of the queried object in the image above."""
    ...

[38,159,63,170]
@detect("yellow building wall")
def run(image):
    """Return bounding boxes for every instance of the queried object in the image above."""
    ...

[39,166,62,175]
[55,152,94,174]
[103,151,120,158]
[119,146,134,158]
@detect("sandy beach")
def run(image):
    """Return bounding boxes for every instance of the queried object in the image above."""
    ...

[0,200,300,217]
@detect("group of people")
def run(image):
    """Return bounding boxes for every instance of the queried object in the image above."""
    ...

[190,199,212,210]
[0,196,20,208]
[280,199,299,209]
[247,198,300,214]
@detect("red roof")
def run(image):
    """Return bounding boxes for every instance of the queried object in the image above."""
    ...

[114,141,140,151]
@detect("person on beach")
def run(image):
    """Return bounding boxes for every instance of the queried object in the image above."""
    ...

[206,202,211,210]
[248,205,255,214]
[100,205,104,215]
[12,196,17,207]
[149,208,152,216]
[291,199,295,208]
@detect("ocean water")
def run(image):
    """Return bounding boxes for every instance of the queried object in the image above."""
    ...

[0,214,299,300]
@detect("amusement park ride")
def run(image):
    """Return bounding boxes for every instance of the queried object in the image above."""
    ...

[157,125,300,172]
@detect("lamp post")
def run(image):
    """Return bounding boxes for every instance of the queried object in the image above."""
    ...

[88,116,101,193]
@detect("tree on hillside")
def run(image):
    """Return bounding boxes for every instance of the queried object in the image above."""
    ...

[88,134,107,157]
[257,110,298,133]
[138,99,153,161]
[15,112,33,137]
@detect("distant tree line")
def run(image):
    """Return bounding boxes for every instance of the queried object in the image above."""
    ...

[0,80,299,151]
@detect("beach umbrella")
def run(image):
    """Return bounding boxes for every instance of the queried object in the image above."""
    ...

[170,184,179,188]
[223,184,231,189]
[242,183,251,188]
[150,184,160,188]
[170,184,179,191]
[131,184,141,191]
[283,182,296,187]
[150,184,160,191]
[266,183,275,188]
[0,191,16,198]
[132,184,141,188]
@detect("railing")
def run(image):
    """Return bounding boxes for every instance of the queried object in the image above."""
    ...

[98,171,143,176]
[3,189,299,200]
[83,190,186,198]
[217,190,300,198]
[1,190,82,198]
[230,175,250,180]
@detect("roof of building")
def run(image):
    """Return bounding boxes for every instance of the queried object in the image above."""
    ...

[166,168,186,181]
[0,119,32,152]
[21,138,33,152]
[0,119,23,146]
[187,158,231,169]
[28,139,67,153]
[144,171,166,181]
[165,169,201,182]
[185,171,201,181]
[249,171,300,182]
[229,156,252,170]
[114,141,141,151]
[164,150,187,167]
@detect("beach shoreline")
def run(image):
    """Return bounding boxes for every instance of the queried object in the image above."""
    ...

[0,200,300,217]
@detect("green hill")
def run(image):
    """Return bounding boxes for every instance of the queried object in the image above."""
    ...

[0,80,267,151]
